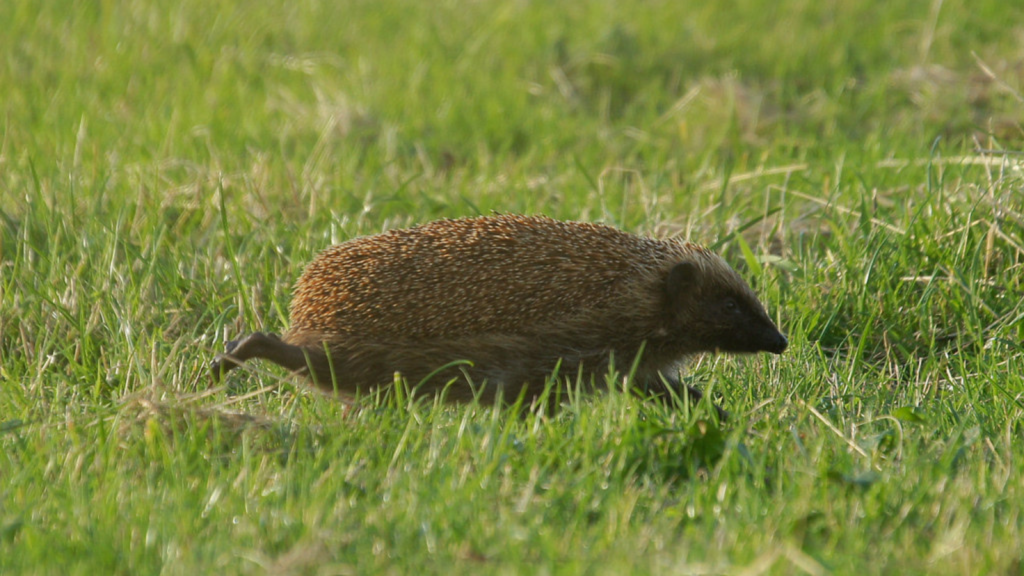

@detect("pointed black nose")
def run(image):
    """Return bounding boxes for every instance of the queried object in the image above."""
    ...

[771,332,788,354]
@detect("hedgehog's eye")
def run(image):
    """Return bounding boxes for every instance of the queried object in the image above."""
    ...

[723,298,739,314]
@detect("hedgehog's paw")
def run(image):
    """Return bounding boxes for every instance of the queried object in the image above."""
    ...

[210,335,253,383]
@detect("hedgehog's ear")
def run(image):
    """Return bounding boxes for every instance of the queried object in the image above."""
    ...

[667,261,702,294]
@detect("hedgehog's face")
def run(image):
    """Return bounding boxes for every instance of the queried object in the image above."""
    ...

[666,260,788,355]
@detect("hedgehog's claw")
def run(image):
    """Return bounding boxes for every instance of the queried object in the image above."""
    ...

[210,336,255,383]
[209,352,240,384]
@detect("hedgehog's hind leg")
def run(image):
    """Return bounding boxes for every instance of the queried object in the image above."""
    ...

[210,332,330,383]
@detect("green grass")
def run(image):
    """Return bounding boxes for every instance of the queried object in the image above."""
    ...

[2,0,1024,573]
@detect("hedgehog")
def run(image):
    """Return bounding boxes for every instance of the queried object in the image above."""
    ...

[210,214,787,414]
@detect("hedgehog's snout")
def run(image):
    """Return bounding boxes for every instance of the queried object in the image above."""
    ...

[757,323,788,354]
[768,331,788,354]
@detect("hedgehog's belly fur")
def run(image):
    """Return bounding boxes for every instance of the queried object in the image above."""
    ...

[282,326,674,402]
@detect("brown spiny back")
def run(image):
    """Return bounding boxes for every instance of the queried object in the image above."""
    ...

[287,214,706,342]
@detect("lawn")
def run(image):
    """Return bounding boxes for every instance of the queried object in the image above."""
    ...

[2,0,1023,574]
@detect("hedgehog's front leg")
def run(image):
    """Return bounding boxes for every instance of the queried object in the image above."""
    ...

[210,332,331,384]
[642,374,730,422]
[681,382,729,422]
